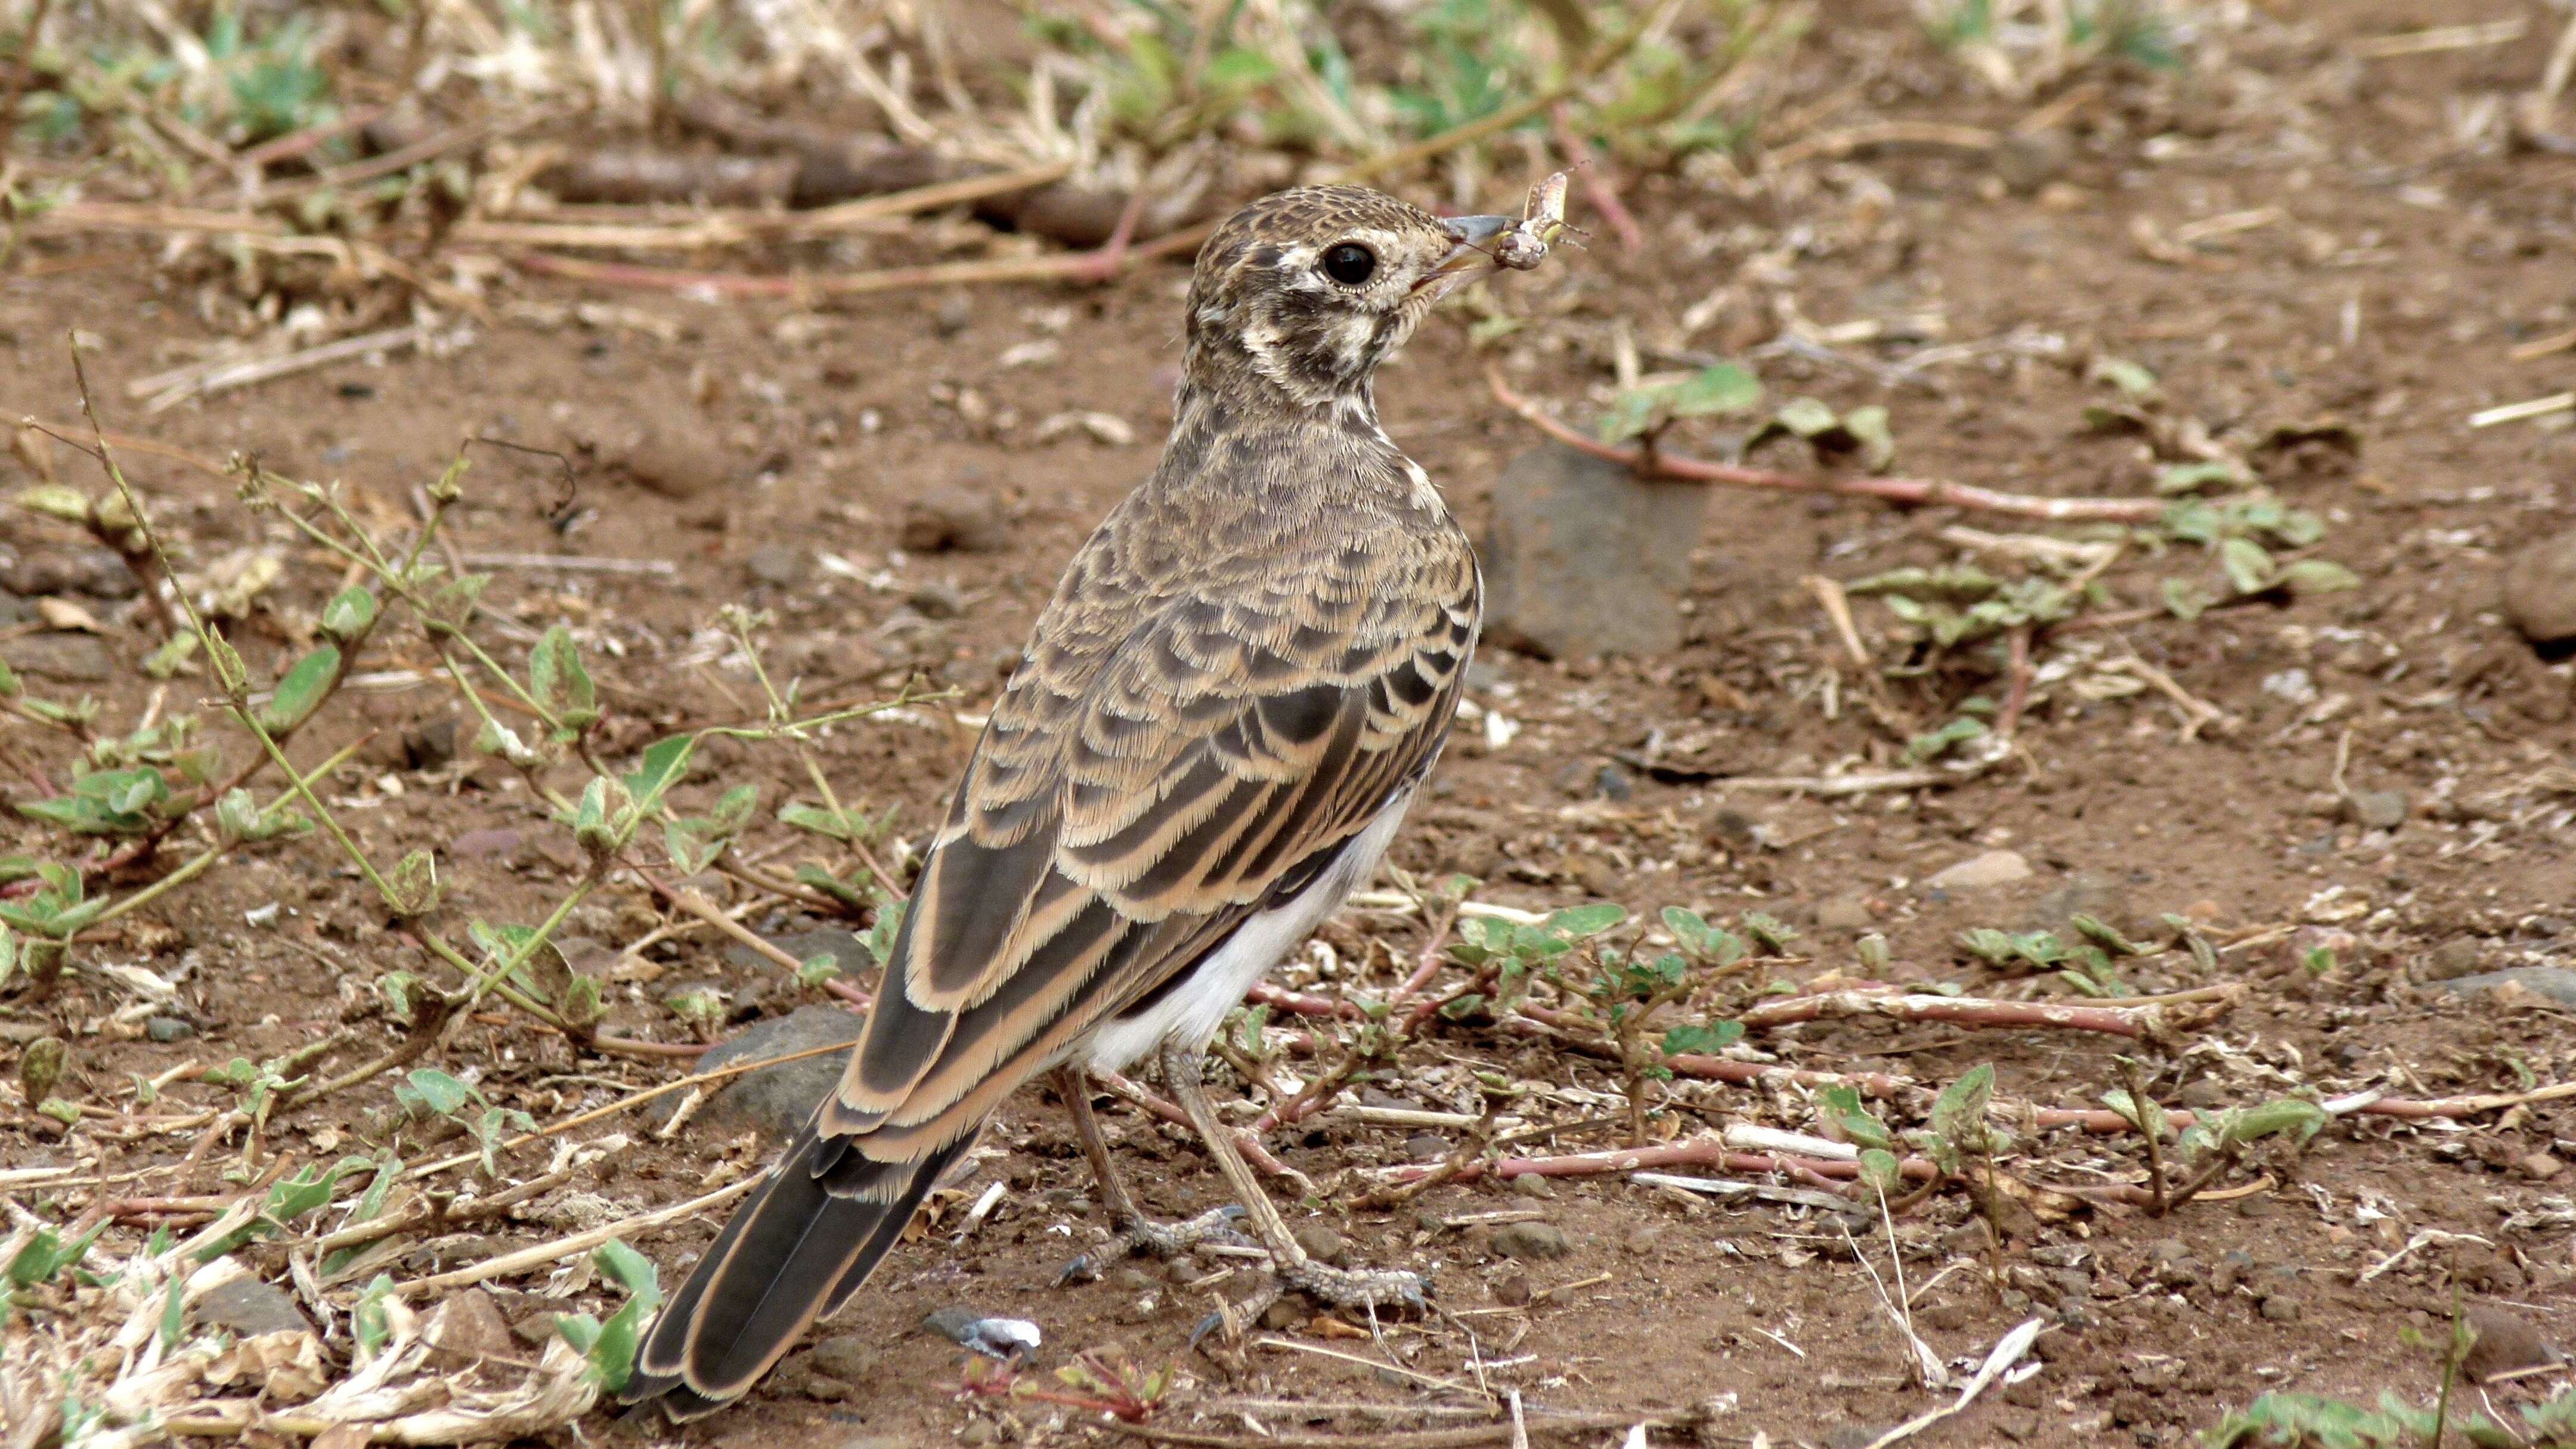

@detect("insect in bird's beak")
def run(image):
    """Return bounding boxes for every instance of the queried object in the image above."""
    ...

[1419,213,1519,290]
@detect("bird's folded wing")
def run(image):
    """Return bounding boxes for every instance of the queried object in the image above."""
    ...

[812,555,1478,1167]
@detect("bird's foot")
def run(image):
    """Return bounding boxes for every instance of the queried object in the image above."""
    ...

[1057,1205,1252,1285]
[1190,1259,1429,1345]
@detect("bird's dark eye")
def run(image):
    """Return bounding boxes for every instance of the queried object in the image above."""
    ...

[1321,243,1377,286]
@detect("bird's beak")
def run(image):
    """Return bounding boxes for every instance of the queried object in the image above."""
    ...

[1419,213,1518,289]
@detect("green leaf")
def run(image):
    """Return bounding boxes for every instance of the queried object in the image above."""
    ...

[705,784,760,834]
[258,644,340,734]
[572,776,615,855]
[1663,363,1763,419]
[553,1312,603,1357]
[142,631,201,679]
[862,899,906,967]
[400,1067,475,1117]
[1905,716,1988,764]
[2101,1086,2169,1143]
[319,586,379,643]
[1739,911,1798,954]
[354,1275,397,1356]
[778,801,853,840]
[2153,460,2244,495]
[2159,576,2213,621]
[1545,903,1627,939]
[1857,1147,1903,1197]
[2086,355,2158,399]
[2218,536,2276,594]
[2277,559,2359,595]
[528,625,599,730]
[664,820,722,875]
[1929,1063,1996,1151]
[377,849,439,918]
[621,735,696,810]
[797,952,841,987]
[0,657,18,696]
[1660,1020,1744,1058]
[595,1239,660,1301]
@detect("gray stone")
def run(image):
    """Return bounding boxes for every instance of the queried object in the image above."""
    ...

[1403,1132,1451,1162]
[423,1287,516,1366]
[1815,894,1874,932]
[1993,130,2072,194]
[145,1016,194,1042]
[1924,849,2032,891]
[3,546,137,599]
[745,544,808,588]
[899,484,1006,553]
[615,425,733,500]
[2502,530,2576,643]
[2030,871,2138,940]
[1481,444,1705,658]
[5,633,114,683]
[2259,1293,2300,1323]
[2440,967,2576,1009]
[2426,937,2487,981]
[1509,1172,1556,1199]
[1293,1222,1348,1265]
[646,1004,865,1138]
[2345,789,2409,831]
[190,1276,309,1337]
[2464,1305,2560,1382]
[448,828,524,863]
[724,928,878,982]
[1491,1221,1571,1261]
[805,1333,877,1382]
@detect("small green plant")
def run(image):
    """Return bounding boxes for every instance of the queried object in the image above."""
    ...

[553,1240,662,1393]
[393,1069,537,1176]
[1598,363,1762,447]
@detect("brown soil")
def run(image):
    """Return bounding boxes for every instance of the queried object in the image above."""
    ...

[6,2,2576,1446]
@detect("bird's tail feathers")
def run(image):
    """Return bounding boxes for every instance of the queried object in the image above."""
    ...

[621,1126,970,1420]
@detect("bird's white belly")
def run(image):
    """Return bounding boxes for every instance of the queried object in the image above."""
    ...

[1084,787,1415,1074]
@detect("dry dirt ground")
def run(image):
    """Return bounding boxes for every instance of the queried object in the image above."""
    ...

[7,2,2576,1446]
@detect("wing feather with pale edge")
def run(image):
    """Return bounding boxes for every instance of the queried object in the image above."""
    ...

[806,523,1478,1166]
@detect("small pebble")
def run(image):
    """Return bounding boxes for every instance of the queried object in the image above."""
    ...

[1491,1221,1571,1261]
[2344,789,2409,832]
[2501,530,2576,643]
[1510,1173,1556,1199]
[2259,1294,2301,1323]
[2463,1305,2561,1382]
[1924,849,2032,891]
[1814,894,1873,932]
[1292,1222,1348,1266]
[145,1016,194,1043]
[745,543,807,588]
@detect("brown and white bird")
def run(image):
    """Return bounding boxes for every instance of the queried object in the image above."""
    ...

[624,184,1527,1419]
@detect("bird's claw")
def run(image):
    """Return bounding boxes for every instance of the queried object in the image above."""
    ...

[1188,1260,1429,1346]
[1056,1204,1252,1286]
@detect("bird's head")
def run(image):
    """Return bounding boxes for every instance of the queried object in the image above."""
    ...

[1181,184,1516,415]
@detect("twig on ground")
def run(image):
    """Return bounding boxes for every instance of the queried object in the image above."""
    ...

[1488,369,2167,524]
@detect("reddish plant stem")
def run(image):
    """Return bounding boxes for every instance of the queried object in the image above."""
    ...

[1244,981,1357,1020]
[1996,623,2035,739]
[1387,1135,1938,1193]
[1504,1007,1912,1097]
[1736,989,2191,1038]
[1091,1069,1303,1181]
[1487,369,2169,525]
[1385,895,1465,1008]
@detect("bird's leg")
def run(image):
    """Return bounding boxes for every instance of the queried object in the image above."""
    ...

[1155,1039,1427,1336]
[1051,1065,1250,1284]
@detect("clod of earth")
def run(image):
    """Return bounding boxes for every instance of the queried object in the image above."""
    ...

[2500,529,2576,643]
[1924,849,2033,891]
[646,1003,865,1138]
